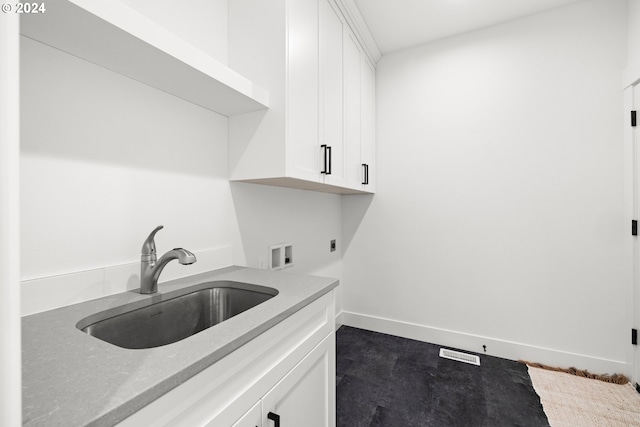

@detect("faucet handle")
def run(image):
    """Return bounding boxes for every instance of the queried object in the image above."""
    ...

[141,225,164,257]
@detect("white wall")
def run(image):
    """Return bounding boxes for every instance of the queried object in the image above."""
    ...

[20,36,240,280]
[230,183,342,274]
[20,3,342,314]
[230,182,343,313]
[343,0,629,374]
[118,0,228,64]
[627,0,640,84]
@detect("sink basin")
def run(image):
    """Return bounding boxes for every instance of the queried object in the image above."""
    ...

[77,281,278,349]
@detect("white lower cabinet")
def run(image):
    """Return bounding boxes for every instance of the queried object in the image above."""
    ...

[232,334,335,427]
[232,401,261,427]
[117,291,336,427]
[262,334,335,427]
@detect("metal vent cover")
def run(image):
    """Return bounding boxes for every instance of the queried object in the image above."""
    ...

[439,348,480,366]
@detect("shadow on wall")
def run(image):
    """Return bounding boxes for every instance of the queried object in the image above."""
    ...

[20,36,227,179]
[228,108,270,178]
[229,182,343,276]
[342,194,374,255]
[19,35,237,279]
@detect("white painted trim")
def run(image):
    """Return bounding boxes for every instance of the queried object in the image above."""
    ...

[333,0,381,65]
[623,84,637,387]
[0,11,21,427]
[335,310,344,329]
[341,311,631,377]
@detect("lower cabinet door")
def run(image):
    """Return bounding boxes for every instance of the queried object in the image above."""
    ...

[262,333,336,427]
[232,401,262,427]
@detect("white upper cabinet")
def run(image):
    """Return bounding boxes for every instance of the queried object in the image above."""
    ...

[344,28,363,190]
[229,0,377,194]
[344,27,376,193]
[20,0,269,117]
[360,56,377,192]
[320,0,346,189]
[288,0,322,182]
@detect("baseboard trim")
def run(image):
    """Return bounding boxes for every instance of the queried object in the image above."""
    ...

[340,311,630,377]
[335,311,344,330]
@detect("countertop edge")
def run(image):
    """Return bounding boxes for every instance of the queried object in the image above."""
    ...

[22,266,339,427]
[104,280,339,425]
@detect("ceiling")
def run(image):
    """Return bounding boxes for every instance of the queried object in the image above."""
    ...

[353,0,587,55]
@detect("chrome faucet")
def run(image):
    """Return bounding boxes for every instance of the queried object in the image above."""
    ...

[140,225,196,294]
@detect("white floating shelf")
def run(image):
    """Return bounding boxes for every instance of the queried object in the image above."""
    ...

[20,0,269,116]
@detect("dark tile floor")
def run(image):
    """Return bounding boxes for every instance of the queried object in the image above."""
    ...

[336,326,550,427]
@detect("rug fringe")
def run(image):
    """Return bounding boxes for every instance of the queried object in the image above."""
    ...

[518,360,629,385]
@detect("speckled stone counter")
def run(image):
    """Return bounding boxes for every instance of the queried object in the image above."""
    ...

[22,266,339,426]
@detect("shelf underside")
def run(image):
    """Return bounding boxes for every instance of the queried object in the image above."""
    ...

[232,177,372,195]
[21,0,269,117]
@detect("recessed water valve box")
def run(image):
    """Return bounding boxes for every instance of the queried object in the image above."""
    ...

[269,245,282,270]
[284,244,293,267]
[269,243,293,270]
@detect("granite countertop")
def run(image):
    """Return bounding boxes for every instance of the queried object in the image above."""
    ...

[22,266,339,427]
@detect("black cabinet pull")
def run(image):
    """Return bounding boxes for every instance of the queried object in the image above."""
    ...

[321,145,328,174]
[362,163,369,185]
[321,145,332,175]
[267,412,280,427]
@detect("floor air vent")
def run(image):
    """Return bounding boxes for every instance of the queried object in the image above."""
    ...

[439,348,480,366]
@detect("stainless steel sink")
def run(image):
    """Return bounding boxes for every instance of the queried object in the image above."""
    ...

[77,281,278,349]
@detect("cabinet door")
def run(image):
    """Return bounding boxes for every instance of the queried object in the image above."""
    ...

[343,29,362,190]
[262,333,336,427]
[320,0,345,188]
[232,401,262,427]
[360,56,375,192]
[287,0,321,182]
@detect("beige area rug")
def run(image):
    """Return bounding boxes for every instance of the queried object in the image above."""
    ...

[528,366,640,426]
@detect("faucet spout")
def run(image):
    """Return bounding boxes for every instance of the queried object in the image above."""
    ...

[158,248,196,267]
[139,226,197,294]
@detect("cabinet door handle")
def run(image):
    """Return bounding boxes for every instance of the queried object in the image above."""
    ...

[362,163,369,185]
[321,145,332,175]
[267,412,280,427]
[321,145,328,174]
